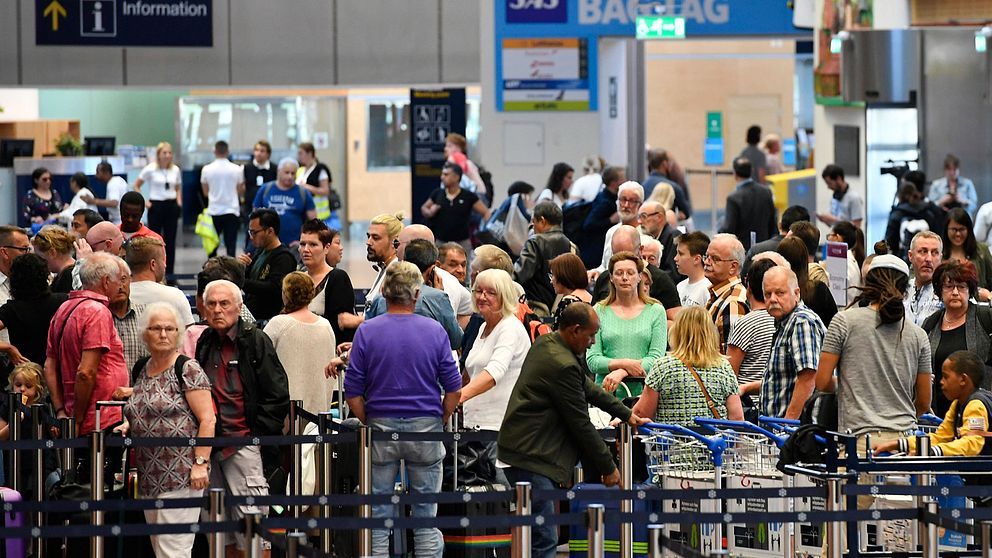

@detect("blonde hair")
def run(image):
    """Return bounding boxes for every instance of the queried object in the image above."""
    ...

[9,362,47,404]
[472,269,517,318]
[370,212,404,240]
[600,251,656,307]
[32,225,75,256]
[155,141,173,168]
[647,180,675,210]
[669,306,724,369]
[473,244,513,275]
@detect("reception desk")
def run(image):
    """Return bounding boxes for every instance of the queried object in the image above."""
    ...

[10,156,126,228]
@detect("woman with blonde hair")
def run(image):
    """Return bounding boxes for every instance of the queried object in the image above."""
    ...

[32,225,76,292]
[632,306,743,426]
[264,271,337,415]
[133,141,182,276]
[762,133,786,175]
[587,251,668,397]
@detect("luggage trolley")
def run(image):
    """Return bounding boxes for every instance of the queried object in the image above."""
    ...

[759,417,823,558]
[694,418,791,558]
[639,422,727,557]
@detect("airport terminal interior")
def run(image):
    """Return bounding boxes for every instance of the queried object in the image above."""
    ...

[4,1,992,557]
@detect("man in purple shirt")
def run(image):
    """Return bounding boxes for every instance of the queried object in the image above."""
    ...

[345,261,462,558]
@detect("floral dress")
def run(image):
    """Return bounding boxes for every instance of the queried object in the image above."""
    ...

[22,189,63,223]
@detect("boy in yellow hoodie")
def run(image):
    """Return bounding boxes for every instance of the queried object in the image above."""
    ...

[874,350,992,457]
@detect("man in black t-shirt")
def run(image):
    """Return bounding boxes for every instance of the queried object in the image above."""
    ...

[420,162,490,251]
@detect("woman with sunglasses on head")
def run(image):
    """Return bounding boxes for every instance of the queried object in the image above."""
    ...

[22,167,63,225]
[133,142,182,277]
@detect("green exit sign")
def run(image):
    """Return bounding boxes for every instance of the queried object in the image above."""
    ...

[636,16,685,40]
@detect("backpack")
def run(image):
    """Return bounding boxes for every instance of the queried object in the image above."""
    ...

[799,390,838,430]
[562,200,594,243]
[776,423,831,473]
[516,298,552,343]
[130,355,218,414]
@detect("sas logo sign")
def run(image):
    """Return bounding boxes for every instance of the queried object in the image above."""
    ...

[506,0,567,24]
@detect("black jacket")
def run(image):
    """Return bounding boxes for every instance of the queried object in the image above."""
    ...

[653,223,682,282]
[195,319,290,468]
[885,201,945,259]
[592,263,681,312]
[721,180,778,250]
[578,188,618,268]
[514,227,575,313]
[244,243,297,321]
[743,234,785,275]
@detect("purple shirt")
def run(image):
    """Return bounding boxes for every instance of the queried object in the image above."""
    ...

[345,313,461,418]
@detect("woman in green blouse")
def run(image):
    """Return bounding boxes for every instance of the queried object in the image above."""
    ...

[587,251,668,397]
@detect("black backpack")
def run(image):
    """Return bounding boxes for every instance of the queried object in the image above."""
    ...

[130,354,192,390]
[776,423,831,473]
[562,200,593,242]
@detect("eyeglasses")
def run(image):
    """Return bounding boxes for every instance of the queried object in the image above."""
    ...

[704,253,734,264]
[942,283,969,293]
[472,288,498,299]
[637,211,661,220]
[618,197,641,206]
[248,228,264,237]
[147,326,179,335]
[1,245,30,253]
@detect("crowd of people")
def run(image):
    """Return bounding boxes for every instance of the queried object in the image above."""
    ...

[3,132,992,558]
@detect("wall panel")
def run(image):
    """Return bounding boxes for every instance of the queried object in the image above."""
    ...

[336,0,440,85]
[230,0,336,85]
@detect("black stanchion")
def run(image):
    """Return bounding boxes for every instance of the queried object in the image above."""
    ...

[289,399,303,523]
[286,531,306,558]
[587,504,605,558]
[31,403,46,558]
[90,428,105,558]
[8,392,21,495]
[244,512,263,558]
[316,411,334,555]
[511,481,531,558]
[357,424,372,557]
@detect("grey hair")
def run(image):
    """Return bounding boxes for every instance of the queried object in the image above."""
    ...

[763,266,801,292]
[713,233,746,268]
[753,251,790,269]
[203,279,243,306]
[277,157,299,172]
[910,230,943,253]
[641,236,662,256]
[381,261,423,306]
[78,252,127,289]
[617,181,645,202]
[138,302,186,349]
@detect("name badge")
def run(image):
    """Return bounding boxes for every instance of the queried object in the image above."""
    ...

[256,175,264,186]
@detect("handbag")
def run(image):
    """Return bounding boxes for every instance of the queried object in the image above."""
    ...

[686,363,722,419]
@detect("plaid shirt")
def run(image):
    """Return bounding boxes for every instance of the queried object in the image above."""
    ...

[904,281,942,327]
[760,302,825,418]
[114,302,149,373]
[705,278,750,353]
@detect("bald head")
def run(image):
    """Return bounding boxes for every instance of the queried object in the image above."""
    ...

[398,224,435,260]
[86,221,124,255]
[638,200,666,237]
[611,225,642,256]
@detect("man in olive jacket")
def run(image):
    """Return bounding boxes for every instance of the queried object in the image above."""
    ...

[498,302,649,558]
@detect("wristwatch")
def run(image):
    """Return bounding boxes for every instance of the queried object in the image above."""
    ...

[194,456,209,466]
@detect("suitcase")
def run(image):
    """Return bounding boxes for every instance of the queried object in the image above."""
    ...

[567,483,656,557]
[439,483,511,558]
[1,487,27,558]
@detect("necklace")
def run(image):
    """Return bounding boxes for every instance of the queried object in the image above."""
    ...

[943,312,966,325]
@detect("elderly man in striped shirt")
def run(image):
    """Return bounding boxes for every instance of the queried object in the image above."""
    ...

[704,233,750,353]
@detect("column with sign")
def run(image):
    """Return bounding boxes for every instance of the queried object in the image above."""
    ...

[410,88,466,225]
[704,111,724,166]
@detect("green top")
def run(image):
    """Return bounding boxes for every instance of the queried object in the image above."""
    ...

[586,303,668,397]
[646,354,738,427]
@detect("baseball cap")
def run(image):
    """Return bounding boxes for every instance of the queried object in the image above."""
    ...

[867,254,910,278]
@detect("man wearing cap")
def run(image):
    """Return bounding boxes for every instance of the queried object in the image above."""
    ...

[904,231,944,326]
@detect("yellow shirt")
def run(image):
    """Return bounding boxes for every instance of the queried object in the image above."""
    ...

[903,397,991,456]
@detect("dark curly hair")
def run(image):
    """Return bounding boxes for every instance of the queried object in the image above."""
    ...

[853,267,909,326]
[933,259,979,300]
[10,253,52,300]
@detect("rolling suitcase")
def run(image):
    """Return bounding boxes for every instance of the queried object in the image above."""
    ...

[439,483,511,558]
[1,487,27,558]
[567,483,656,557]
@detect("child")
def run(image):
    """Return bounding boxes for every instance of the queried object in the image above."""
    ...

[874,350,992,457]
[673,231,711,308]
[0,362,49,441]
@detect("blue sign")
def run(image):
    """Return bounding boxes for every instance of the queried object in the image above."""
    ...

[704,138,724,166]
[410,88,467,226]
[36,0,212,47]
[506,0,567,23]
[782,138,797,166]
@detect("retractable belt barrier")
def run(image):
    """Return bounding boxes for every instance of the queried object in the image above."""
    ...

[6,401,992,558]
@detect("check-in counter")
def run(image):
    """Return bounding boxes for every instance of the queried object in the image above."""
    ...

[10,156,126,228]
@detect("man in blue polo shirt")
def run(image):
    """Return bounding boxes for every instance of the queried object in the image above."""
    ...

[252,157,317,248]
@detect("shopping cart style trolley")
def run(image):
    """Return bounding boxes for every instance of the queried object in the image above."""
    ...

[695,418,791,558]
[639,422,727,557]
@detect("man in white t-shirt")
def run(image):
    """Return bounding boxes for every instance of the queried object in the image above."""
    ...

[201,141,244,257]
[397,224,472,329]
[125,236,196,327]
[82,161,130,225]
[674,231,712,308]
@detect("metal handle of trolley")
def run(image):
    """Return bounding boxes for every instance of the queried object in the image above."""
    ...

[638,422,727,466]
[693,417,788,448]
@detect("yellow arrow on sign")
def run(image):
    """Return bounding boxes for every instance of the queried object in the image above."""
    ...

[43,0,67,31]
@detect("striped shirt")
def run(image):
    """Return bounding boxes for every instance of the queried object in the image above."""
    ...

[760,303,825,418]
[113,302,149,373]
[705,278,750,353]
[728,309,775,385]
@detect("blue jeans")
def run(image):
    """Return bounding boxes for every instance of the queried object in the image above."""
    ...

[504,467,558,558]
[368,416,445,558]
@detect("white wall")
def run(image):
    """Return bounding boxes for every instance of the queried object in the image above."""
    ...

[0,89,39,120]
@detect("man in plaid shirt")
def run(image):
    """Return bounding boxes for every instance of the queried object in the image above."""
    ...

[759,267,825,419]
[704,233,749,353]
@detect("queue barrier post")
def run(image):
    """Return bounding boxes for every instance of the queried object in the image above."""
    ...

[511,481,531,558]
[244,512,263,558]
[825,477,843,558]
[647,524,663,558]
[617,423,633,558]
[358,424,373,557]
[8,392,21,495]
[58,416,75,479]
[289,400,303,523]
[982,521,991,558]
[915,435,940,558]
[587,504,605,558]
[286,531,306,558]
[90,428,105,558]
[316,411,334,555]
[208,488,226,558]
[31,404,46,558]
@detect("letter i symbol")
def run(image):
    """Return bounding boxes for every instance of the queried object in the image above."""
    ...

[94,2,105,32]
